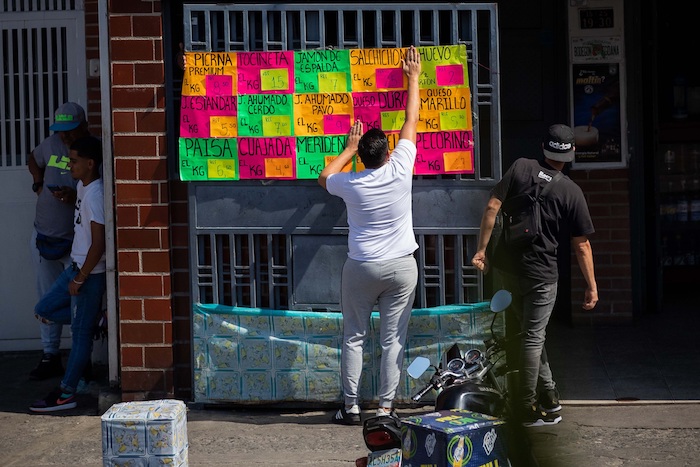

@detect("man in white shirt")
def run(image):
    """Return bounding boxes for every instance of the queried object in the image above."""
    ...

[30,135,106,413]
[318,45,421,424]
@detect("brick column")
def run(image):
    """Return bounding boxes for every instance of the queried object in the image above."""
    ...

[570,168,633,324]
[109,1,174,400]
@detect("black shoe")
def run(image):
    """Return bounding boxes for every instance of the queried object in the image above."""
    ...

[520,405,562,427]
[538,388,562,413]
[29,387,77,413]
[29,353,64,380]
[331,405,362,426]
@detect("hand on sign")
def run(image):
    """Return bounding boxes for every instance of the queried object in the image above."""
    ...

[346,120,363,153]
[402,45,421,78]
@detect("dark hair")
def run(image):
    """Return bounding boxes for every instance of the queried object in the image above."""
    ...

[357,128,389,168]
[70,135,103,166]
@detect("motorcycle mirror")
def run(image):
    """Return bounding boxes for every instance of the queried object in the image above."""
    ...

[490,289,512,313]
[407,356,431,379]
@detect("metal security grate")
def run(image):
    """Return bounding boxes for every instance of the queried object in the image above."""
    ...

[0,7,85,168]
[196,233,290,308]
[0,1,78,13]
[193,231,481,310]
[183,3,501,310]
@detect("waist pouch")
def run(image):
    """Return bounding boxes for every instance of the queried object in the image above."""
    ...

[501,193,541,249]
[35,233,72,260]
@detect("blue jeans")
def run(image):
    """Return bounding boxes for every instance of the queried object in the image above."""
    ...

[496,270,558,409]
[34,264,106,393]
[30,229,71,354]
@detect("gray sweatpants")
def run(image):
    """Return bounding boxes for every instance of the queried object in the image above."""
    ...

[340,255,417,409]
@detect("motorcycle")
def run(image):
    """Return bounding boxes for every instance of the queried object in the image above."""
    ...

[406,288,515,418]
[357,289,530,467]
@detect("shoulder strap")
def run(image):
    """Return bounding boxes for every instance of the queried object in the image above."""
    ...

[537,172,563,199]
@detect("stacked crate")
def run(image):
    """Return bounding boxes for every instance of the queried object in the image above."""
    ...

[101,399,188,466]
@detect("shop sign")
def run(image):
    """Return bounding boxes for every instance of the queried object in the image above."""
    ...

[571,36,624,63]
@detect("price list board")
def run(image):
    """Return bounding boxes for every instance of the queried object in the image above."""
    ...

[178,45,473,181]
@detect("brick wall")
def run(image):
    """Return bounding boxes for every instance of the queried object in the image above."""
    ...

[109,0,181,400]
[569,168,633,324]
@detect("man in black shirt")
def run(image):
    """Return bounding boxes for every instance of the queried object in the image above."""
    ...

[472,124,598,427]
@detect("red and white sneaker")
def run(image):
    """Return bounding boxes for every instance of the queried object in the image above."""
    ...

[29,387,77,413]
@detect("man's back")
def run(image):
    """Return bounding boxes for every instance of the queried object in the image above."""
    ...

[326,139,417,261]
[491,157,594,281]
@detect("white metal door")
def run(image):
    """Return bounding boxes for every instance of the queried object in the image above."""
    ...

[0,7,87,351]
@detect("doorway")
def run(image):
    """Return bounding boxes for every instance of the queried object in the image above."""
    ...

[0,6,87,351]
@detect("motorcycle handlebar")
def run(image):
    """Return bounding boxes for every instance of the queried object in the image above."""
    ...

[411,373,447,401]
[411,366,467,401]
[411,382,435,401]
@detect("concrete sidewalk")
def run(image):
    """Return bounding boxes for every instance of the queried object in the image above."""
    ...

[1,390,699,466]
[2,302,699,466]
[1,350,699,466]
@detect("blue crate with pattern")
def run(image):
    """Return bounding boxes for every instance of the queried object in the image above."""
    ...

[101,399,188,467]
[193,302,496,404]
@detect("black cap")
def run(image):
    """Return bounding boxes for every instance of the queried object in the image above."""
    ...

[543,124,575,162]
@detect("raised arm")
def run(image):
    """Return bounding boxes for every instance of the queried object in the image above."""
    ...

[317,120,363,190]
[399,46,421,144]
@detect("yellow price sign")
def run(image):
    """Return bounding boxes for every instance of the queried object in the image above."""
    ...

[380,111,405,132]
[207,159,236,179]
[264,157,294,178]
[444,151,473,173]
[439,110,468,131]
[263,115,292,136]
[261,69,289,91]
[318,72,349,93]
[210,116,238,137]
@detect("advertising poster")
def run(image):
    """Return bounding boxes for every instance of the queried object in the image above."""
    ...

[571,63,622,164]
[178,45,473,181]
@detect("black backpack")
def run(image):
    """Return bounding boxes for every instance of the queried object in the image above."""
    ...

[501,172,562,248]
